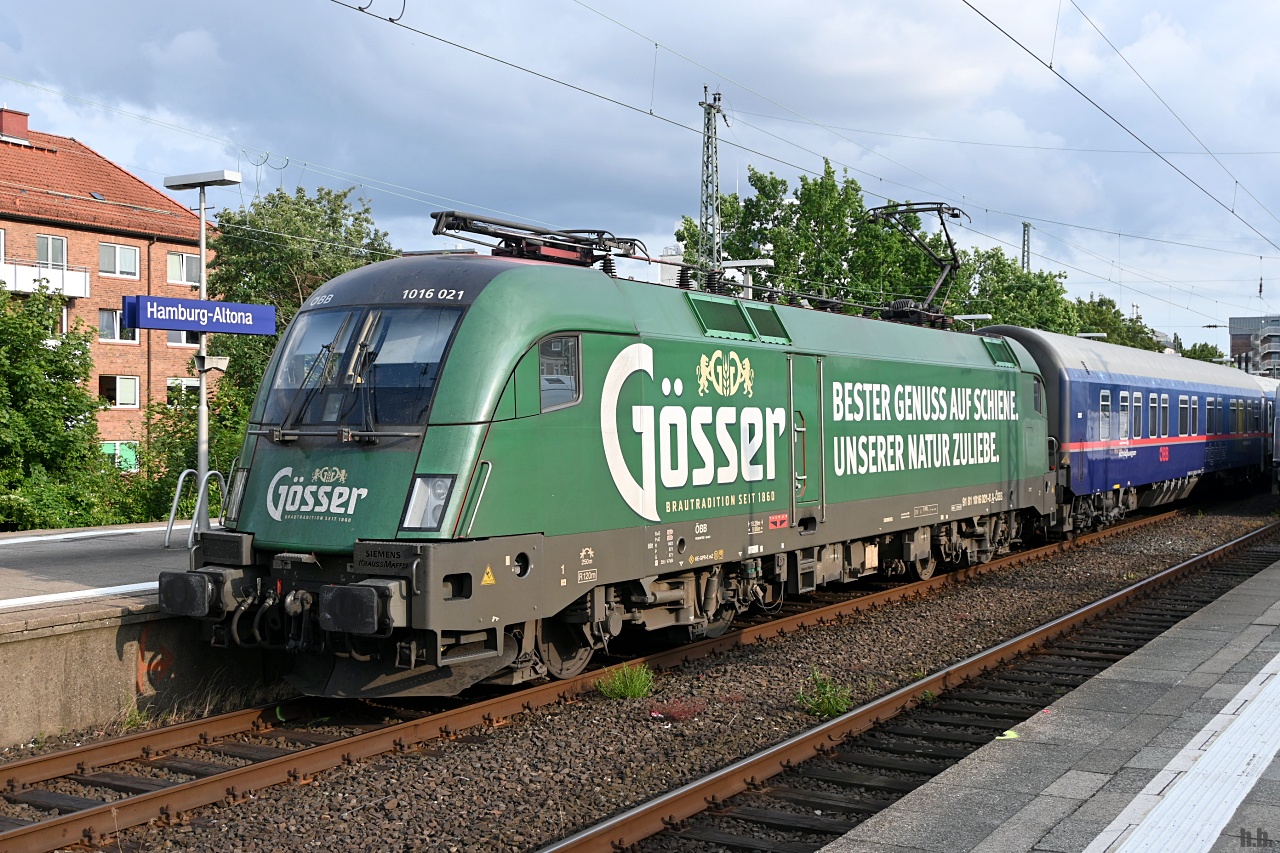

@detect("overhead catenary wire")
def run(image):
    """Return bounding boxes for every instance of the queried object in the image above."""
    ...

[1068,0,1280,231]
[0,13,1270,335]
[960,0,1280,255]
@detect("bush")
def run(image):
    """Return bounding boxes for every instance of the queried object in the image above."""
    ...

[596,663,655,699]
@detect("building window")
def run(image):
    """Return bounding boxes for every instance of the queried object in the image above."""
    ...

[101,441,139,472]
[99,375,139,408]
[167,329,199,346]
[167,377,199,405]
[0,229,5,263]
[99,243,139,277]
[98,309,137,342]
[37,234,67,269]
[167,251,201,285]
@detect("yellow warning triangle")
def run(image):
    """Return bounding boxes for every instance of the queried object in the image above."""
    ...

[481,565,496,585]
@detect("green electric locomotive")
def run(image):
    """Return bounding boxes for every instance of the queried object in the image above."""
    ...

[159,213,1057,697]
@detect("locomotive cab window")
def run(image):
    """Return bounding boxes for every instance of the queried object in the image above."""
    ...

[1032,376,1044,414]
[539,335,580,412]
[1099,391,1111,441]
[256,304,463,428]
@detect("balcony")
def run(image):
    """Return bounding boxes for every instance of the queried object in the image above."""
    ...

[0,257,90,299]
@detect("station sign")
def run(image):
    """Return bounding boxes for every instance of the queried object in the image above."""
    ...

[122,295,276,336]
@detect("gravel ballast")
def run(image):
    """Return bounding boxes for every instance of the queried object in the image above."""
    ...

[5,497,1276,852]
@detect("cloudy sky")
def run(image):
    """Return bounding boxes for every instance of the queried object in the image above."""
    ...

[3,0,1279,350]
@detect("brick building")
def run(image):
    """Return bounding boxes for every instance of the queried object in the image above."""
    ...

[0,107,206,468]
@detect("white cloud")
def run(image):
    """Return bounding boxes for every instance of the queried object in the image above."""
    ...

[2,0,1280,349]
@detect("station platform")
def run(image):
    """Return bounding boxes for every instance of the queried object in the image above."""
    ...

[0,522,270,747]
[0,521,190,606]
[821,558,1280,853]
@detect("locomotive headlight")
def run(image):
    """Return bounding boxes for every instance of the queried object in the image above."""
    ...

[401,474,455,531]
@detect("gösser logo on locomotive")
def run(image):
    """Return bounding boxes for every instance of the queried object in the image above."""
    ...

[158,212,1278,699]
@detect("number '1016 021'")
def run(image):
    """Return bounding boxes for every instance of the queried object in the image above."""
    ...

[403,288,465,300]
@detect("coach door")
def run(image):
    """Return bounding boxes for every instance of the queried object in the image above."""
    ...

[789,354,825,526]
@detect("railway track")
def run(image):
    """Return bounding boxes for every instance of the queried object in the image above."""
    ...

[0,509,1244,852]
[537,521,1280,852]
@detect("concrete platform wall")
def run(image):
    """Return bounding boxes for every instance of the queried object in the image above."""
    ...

[0,598,277,746]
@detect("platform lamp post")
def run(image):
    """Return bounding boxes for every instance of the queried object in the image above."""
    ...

[163,170,242,527]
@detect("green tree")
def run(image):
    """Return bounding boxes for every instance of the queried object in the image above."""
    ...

[0,286,127,528]
[1074,295,1161,351]
[948,246,1078,333]
[1183,341,1226,362]
[675,161,938,308]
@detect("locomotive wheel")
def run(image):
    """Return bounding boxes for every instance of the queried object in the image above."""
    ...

[537,618,594,680]
[702,606,735,639]
[908,554,937,581]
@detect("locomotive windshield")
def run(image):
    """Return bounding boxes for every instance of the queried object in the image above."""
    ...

[257,305,463,428]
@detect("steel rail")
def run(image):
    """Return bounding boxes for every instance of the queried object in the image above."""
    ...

[536,519,1280,852]
[0,705,305,791]
[0,508,1203,851]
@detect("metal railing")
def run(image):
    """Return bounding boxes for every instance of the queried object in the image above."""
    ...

[164,468,227,549]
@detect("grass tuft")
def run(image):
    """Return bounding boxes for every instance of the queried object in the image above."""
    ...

[596,663,655,699]
[797,669,853,718]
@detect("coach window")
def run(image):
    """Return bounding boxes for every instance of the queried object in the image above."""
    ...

[1219,398,1226,433]
[1098,391,1111,440]
[1149,395,1158,439]
[1132,392,1142,438]
[539,335,580,412]
[1177,396,1189,436]
[1191,397,1199,435]
[1207,398,1216,435]
[1118,392,1129,440]
[1159,394,1170,437]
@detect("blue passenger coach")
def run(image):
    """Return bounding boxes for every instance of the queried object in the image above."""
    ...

[984,326,1271,534]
